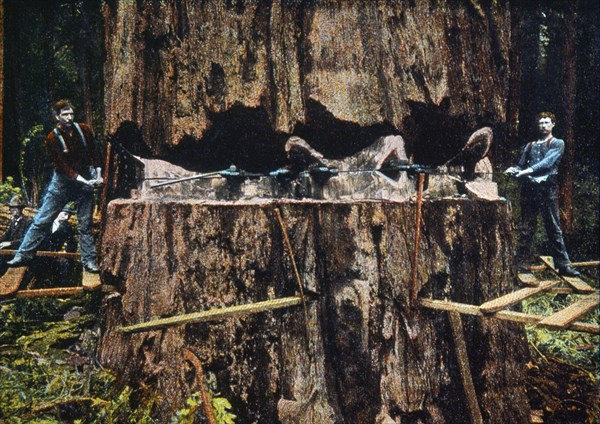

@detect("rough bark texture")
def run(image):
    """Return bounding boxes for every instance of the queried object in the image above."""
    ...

[99,199,530,423]
[102,0,511,168]
[99,2,532,422]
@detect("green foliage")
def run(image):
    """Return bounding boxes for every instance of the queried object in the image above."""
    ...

[169,390,237,424]
[0,295,158,423]
[212,396,237,424]
[170,392,202,424]
[523,290,599,374]
[19,123,52,207]
[96,386,157,424]
[0,176,22,203]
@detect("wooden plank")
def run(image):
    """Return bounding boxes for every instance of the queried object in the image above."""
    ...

[448,311,484,424]
[557,275,595,294]
[119,296,304,334]
[480,280,560,313]
[82,271,101,290]
[540,256,595,293]
[547,287,574,294]
[530,260,599,271]
[0,267,27,296]
[0,249,80,258]
[538,293,600,329]
[530,410,544,423]
[419,298,600,334]
[570,260,599,267]
[16,286,84,298]
[518,273,539,287]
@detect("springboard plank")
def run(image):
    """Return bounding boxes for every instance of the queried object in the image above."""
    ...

[538,293,600,329]
[419,298,600,334]
[16,286,84,298]
[82,271,101,290]
[540,256,594,293]
[0,249,80,258]
[0,267,28,296]
[480,280,559,313]
[518,273,538,287]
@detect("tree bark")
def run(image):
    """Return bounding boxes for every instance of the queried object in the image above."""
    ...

[102,0,512,166]
[99,198,531,423]
[552,3,576,233]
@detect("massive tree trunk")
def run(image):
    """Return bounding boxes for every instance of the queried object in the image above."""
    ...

[98,1,533,423]
[102,0,512,169]
[100,199,530,423]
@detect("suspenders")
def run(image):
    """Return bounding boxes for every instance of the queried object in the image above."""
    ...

[525,137,554,154]
[53,122,88,153]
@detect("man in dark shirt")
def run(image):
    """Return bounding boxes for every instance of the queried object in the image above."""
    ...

[0,195,33,275]
[7,99,102,273]
[505,112,579,277]
[0,195,32,250]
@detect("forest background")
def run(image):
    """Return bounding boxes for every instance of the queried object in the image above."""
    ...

[0,0,598,423]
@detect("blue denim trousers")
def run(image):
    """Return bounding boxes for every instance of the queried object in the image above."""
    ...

[516,178,570,267]
[16,171,97,264]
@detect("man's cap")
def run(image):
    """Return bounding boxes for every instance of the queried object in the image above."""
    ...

[62,204,76,214]
[5,195,26,208]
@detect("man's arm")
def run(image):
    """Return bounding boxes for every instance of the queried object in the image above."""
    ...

[80,124,103,185]
[504,143,530,176]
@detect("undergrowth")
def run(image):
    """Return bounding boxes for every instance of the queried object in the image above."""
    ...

[523,289,599,374]
[0,295,235,423]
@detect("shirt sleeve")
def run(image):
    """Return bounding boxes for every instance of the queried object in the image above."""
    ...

[530,138,565,174]
[515,143,529,169]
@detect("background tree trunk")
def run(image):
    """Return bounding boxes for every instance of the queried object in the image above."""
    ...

[552,2,576,233]
[100,199,530,424]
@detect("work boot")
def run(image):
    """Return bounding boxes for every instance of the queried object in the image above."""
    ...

[83,261,100,273]
[558,265,580,277]
[6,255,32,268]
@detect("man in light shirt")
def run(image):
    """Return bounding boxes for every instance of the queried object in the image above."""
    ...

[505,112,579,277]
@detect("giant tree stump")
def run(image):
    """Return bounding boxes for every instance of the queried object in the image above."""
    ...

[99,198,530,423]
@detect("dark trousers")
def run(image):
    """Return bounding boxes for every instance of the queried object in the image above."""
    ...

[516,179,570,267]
